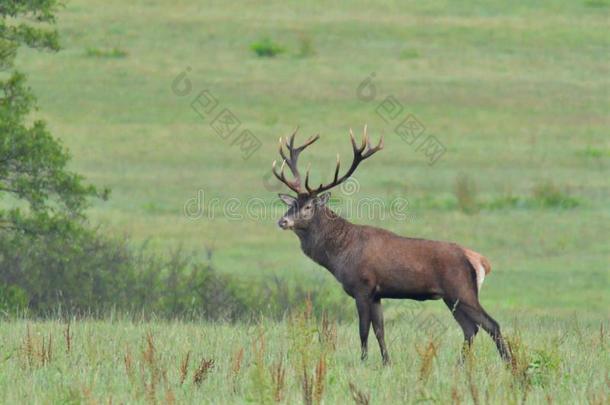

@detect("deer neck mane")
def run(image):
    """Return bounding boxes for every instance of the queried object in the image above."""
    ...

[294,207,353,268]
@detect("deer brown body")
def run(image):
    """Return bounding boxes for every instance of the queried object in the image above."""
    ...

[273,127,511,365]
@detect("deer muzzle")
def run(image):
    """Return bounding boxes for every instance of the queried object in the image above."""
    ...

[278,217,294,230]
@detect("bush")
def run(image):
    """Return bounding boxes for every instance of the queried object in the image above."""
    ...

[0,283,28,315]
[296,33,315,58]
[0,227,351,321]
[85,47,128,58]
[531,181,580,209]
[453,174,479,214]
[399,48,420,60]
[0,227,241,318]
[251,38,285,57]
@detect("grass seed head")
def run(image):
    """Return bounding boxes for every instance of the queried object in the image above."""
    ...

[179,351,190,385]
[193,358,214,386]
[349,382,370,405]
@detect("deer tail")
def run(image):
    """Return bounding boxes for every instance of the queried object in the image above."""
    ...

[463,248,491,292]
[480,255,492,275]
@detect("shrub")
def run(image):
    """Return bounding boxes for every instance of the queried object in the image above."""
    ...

[531,181,580,209]
[580,146,607,158]
[85,47,128,58]
[251,38,285,57]
[584,0,609,8]
[0,227,352,320]
[296,33,315,58]
[0,227,244,319]
[453,174,480,214]
[0,283,28,315]
[399,48,420,60]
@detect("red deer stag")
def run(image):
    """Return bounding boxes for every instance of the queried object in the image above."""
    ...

[272,126,511,365]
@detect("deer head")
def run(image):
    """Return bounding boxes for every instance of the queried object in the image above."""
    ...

[272,126,383,230]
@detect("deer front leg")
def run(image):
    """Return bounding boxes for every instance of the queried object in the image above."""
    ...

[371,299,390,365]
[355,297,372,361]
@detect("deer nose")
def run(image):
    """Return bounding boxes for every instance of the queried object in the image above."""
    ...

[278,218,289,229]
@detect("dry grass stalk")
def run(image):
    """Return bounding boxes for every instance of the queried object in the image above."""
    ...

[304,294,313,321]
[142,363,157,403]
[21,326,52,368]
[23,325,34,368]
[319,312,337,352]
[451,382,462,405]
[302,364,313,405]
[464,349,480,405]
[39,335,46,366]
[506,333,532,403]
[160,369,175,405]
[230,347,244,393]
[140,332,161,403]
[164,387,176,405]
[124,348,135,383]
[270,357,286,402]
[64,321,72,354]
[179,351,190,385]
[348,382,370,405]
[231,347,244,375]
[161,368,169,386]
[41,333,52,366]
[193,358,215,386]
[82,387,93,404]
[48,333,53,364]
[313,354,326,404]
[416,339,438,383]
[143,332,155,367]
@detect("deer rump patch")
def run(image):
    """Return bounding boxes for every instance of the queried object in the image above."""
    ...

[462,248,491,291]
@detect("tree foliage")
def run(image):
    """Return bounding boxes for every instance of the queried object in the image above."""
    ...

[1,0,107,235]
[0,0,113,314]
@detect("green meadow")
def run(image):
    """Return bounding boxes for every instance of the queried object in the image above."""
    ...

[1,315,607,403]
[2,0,609,403]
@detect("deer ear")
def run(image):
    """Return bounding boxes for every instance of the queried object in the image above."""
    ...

[278,193,296,206]
[316,192,331,206]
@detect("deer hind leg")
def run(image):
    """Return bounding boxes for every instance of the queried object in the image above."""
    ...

[444,298,479,360]
[371,299,390,365]
[460,303,511,362]
[355,298,372,361]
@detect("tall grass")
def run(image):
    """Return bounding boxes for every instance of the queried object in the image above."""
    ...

[2,311,606,403]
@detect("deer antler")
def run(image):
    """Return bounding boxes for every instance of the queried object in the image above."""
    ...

[272,125,383,195]
[272,127,320,194]
[305,125,383,194]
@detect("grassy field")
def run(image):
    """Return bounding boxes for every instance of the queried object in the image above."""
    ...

[4,0,609,402]
[1,313,607,404]
[16,0,609,312]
